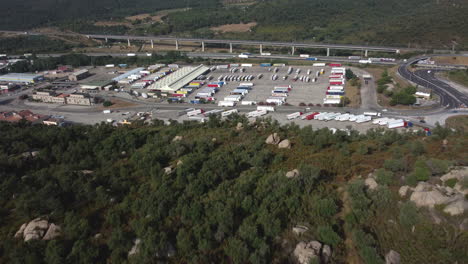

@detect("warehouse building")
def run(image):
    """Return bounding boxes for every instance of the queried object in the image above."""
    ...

[66,94,92,106]
[80,80,115,91]
[68,69,91,81]
[147,65,209,92]
[112,68,145,82]
[0,73,44,84]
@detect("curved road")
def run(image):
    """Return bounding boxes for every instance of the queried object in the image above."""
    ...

[398,57,468,109]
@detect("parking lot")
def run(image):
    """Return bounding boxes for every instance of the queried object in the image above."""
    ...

[184,65,333,106]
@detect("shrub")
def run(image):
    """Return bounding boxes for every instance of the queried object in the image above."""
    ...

[375,169,394,186]
[103,101,113,107]
[445,178,458,188]
[317,225,342,247]
[377,85,387,93]
[383,159,404,172]
[411,166,431,181]
[399,201,420,228]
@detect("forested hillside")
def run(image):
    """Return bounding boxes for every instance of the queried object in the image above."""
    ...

[0,117,467,263]
[1,0,467,48]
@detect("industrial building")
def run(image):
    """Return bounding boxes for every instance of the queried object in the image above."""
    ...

[80,80,115,91]
[32,91,66,104]
[147,65,209,92]
[66,94,92,106]
[69,69,90,81]
[112,68,145,82]
[0,73,44,84]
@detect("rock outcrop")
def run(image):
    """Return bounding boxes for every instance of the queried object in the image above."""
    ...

[399,186,410,197]
[408,181,468,216]
[278,139,291,149]
[172,135,183,142]
[265,133,281,145]
[15,218,61,242]
[43,223,61,240]
[292,225,308,235]
[236,122,244,131]
[293,240,332,264]
[385,250,401,264]
[365,178,378,190]
[286,169,300,178]
[128,238,141,257]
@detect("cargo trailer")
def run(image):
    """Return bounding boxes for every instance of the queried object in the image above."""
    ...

[221,109,238,117]
[257,106,275,112]
[187,109,204,117]
[287,112,303,120]
[218,101,236,107]
[224,95,243,102]
[247,110,268,118]
[241,101,256,105]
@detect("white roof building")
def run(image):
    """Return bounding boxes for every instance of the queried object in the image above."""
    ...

[147,65,209,92]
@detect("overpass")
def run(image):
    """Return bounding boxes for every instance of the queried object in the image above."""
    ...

[0,30,424,57]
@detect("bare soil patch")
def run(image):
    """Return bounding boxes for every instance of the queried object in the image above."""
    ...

[211,22,257,33]
[432,56,468,66]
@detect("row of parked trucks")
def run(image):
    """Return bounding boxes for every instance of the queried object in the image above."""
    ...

[218,83,255,107]
[323,66,346,105]
[183,105,276,122]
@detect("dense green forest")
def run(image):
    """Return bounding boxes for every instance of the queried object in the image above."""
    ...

[0,0,467,48]
[0,116,467,263]
[0,36,81,54]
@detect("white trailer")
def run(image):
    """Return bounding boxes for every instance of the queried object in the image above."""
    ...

[187,109,204,117]
[257,106,275,112]
[364,112,381,117]
[266,97,285,105]
[247,110,268,118]
[222,109,239,117]
[388,119,405,128]
[241,101,256,105]
[224,95,243,102]
[218,101,236,107]
[287,112,303,120]
[240,83,254,87]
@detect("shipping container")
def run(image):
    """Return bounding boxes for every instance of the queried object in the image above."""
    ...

[260,63,272,67]
[261,53,272,56]
[313,63,326,67]
[329,63,342,67]
[306,57,318,61]
[300,54,310,58]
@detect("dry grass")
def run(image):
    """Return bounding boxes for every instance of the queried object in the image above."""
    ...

[211,22,257,33]
[94,21,132,27]
[345,81,361,108]
[445,115,468,131]
[431,56,468,66]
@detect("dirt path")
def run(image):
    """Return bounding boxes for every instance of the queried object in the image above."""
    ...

[337,186,362,264]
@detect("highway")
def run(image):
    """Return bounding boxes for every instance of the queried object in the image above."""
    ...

[397,57,468,109]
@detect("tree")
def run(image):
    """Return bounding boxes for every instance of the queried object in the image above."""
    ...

[225,238,249,264]
[399,202,420,228]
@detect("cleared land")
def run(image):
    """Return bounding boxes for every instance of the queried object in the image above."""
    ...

[211,22,257,33]
[445,115,468,131]
[432,56,468,66]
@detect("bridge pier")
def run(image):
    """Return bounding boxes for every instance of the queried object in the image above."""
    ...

[260,44,263,54]
[175,40,179,50]
[202,41,205,52]
[127,39,131,47]
[365,49,368,57]
[327,48,330,57]
[105,37,108,43]
[291,46,295,55]
[151,40,154,49]
[229,43,233,53]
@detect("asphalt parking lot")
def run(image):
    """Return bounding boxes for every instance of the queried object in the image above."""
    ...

[185,65,333,105]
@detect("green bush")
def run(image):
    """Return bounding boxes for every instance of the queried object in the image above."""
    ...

[384,159,405,172]
[445,178,458,188]
[375,169,394,186]
[103,101,113,107]
[399,201,420,228]
[317,225,342,247]
[411,166,431,181]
